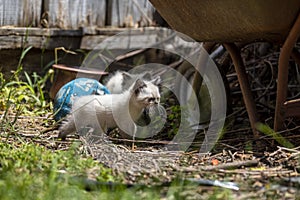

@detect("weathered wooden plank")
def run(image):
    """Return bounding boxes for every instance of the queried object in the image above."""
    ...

[0,27,170,50]
[22,0,42,27]
[131,0,154,26]
[111,0,154,27]
[0,0,154,28]
[0,27,124,37]
[44,0,106,29]
[90,0,106,27]
[0,0,41,27]
[68,0,85,28]
[81,27,173,50]
[80,35,109,49]
[44,0,66,28]
[0,27,83,36]
[0,27,125,50]
[0,35,49,50]
[0,26,154,36]
[0,35,23,49]
[0,34,82,50]
[0,0,20,26]
[84,27,128,35]
[82,27,163,49]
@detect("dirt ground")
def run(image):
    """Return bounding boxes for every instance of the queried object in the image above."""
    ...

[0,108,298,199]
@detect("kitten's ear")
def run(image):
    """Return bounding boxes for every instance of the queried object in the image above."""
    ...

[133,79,146,95]
[122,71,133,82]
[141,72,152,80]
[149,75,161,85]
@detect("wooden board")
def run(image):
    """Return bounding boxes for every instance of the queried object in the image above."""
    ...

[0,27,83,49]
[43,0,106,29]
[0,27,129,50]
[0,0,41,27]
[110,0,154,27]
[0,0,156,29]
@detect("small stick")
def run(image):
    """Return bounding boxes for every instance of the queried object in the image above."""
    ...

[108,137,178,145]
[181,159,259,171]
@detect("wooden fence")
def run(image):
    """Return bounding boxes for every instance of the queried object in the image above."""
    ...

[0,0,155,28]
[0,0,157,50]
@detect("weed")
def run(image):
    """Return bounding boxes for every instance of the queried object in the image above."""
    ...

[0,46,53,118]
[256,123,294,148]
[167,105,181,138]
[165,105,194,138]
[54,47,77,65]
[0,142,121,200]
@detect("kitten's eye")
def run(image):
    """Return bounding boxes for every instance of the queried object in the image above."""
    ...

[148,98,155,103]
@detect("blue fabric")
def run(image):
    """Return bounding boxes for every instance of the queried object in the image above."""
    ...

[53,78,110,121]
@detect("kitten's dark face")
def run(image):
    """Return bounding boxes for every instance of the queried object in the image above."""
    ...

[132,79,160,107]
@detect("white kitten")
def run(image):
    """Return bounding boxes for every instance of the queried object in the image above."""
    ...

[58,79,160,140]
[104,70,161,126]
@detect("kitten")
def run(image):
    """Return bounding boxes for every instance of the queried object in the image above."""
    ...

[58,79,160,140]
[104,70,160,126]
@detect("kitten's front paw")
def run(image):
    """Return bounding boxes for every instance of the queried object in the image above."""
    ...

[58,131,67,140]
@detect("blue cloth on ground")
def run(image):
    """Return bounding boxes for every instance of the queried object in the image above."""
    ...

[53,78,110,121]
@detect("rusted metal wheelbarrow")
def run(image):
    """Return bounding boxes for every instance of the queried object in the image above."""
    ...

[150,0,300,136]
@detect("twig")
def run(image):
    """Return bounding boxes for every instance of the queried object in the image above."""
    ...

[108,137,178,145]
[0,114,51,120]
[40,125,58,134]
[289,152,300,159]
[180,159,259,172]
[55,47,76,64]
[219,143,240,151]
[216,161,261,171]
[277,146,300,153]
[277,125,300,134]
[80,137,95,158]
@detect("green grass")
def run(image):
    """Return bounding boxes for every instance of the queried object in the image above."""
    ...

[0,142,123,200]
[0,46,54,117]
[256,123,294,148]
[0,140,172,199]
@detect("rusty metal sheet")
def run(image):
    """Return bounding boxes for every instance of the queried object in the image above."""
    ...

[150,0,300,42]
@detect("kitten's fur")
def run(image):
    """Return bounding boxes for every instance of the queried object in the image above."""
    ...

[105,70,160,126]
[105,71,152,94]
[58,79,160,140]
